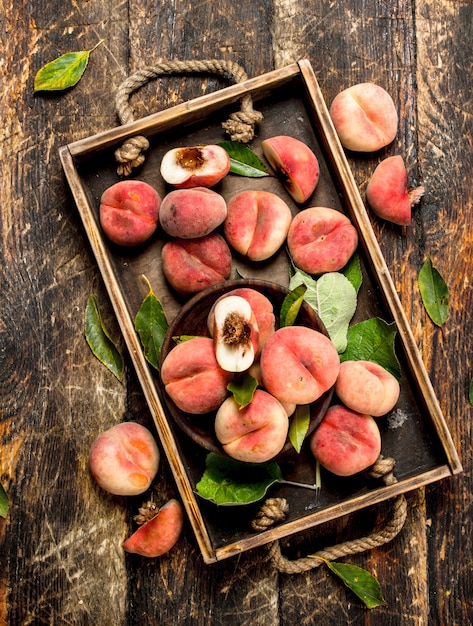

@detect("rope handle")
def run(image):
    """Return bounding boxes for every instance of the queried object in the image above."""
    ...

[114,59,263,175]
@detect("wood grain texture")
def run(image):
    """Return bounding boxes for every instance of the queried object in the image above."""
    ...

[1,0,472,624]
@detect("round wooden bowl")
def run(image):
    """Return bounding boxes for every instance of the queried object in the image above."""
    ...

[159,279,334,456]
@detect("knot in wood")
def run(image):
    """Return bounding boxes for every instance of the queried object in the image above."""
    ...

[251,497,289,531]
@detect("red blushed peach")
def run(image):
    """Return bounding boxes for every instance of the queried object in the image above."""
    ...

[260,326,340,405]
[287,206,359,274]
[159,187,227,239]
[160,337,233,414]
[223,190,292,261]
[335,360,400,416]
[215,390,289,463]
[99,180,161,247]
[329,83,398,152]
[261,136,319,203]
[365,155,425,226]
[309,404,381,476]
[122,499,184,557]
[161,232,232,296]
[89,422,160,496]
[160,145,230,188]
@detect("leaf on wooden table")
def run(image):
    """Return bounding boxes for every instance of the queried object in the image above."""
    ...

[218,141,269,177]
[85,295,124,382]
[288,404,310,453]
[418,257,449,327]
[134,276,168,371]
[0,483,9,518]
[34,41,103,93]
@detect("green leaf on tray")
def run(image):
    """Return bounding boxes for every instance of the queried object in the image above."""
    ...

[315,558,387,609]
[288,404,310,453]
[85,295,124,382]
[34,41,103,92]
[289,269,357,352]
[134,276,168,371]
[0,483,9,518]
[341,253,363,293]
[341,317,401,380]
[280,283,307,327]
[227,373,258,409]
[218,141,269,177]
[195,453,283,506]
[418,257,449,327]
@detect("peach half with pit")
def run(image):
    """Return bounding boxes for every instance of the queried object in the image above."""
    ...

[160,336,233,415]
[365,155,425,226]
[260,325,340,405]
[223,190,292,261]
[159,187,227,239]
[335,360,400,416]
[215,389,289,463]
[160,144,230,188]
[261,135,319,203]
[161,231,232,296]
[329,83,398,152]
[88,422,160,496]
[309,404,382,477]
[287,206,359,274]
[99,180,161,247]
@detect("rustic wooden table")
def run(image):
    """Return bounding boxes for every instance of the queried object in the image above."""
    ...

[1,1,472,624]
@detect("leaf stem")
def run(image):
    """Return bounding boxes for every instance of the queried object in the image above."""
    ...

[279,479,319,491]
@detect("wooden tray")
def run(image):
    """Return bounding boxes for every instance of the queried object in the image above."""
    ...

[59,59,462,564]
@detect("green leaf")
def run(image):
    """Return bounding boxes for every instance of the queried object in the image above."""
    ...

[341,253,363,293]
[418,257,449,327]
[0,483,9,518]
[85,295,124,382]
[227,373,258,408]
[195,453,283,506]
[34,41,103,92]
[289,270,357,352]
[134,276,168,370]
[341,317,401,380]
[318,558,387,609]
[280,284,307,327]
[218,141,269,177]
[288,404,310,453]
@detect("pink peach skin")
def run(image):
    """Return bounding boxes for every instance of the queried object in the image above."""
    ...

[160,337,233,414]
[159,187,227,239]
[310,404,381,476]
[287,206,359,274]
[215,389,289,463]
[260,326,340,405]
[89,422,160,496]
[329,83,398,152]
[365,155,425,226]
[99,180,161,247]
[160,144,230,188]
[224,190,292,261]
[122,499,184,557]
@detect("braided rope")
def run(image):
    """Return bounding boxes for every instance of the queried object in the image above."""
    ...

[114,59,263,175]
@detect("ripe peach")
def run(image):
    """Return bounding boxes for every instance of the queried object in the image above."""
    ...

[335,360,400,416]
[215,389,289,463]
[161,232,232,296]
[160,337,233,414]
[223,190,292,261]
[159,187,227,239]
[99,180,161,247]
[365,155,425,226]
[122,499,184,557]
[160,144,230,188]
[329,83,398,152]
[260,326,340,405]
[261,135,319,203]
[89,422,160,496]
[309,404,381,476]
[287,206,359,274]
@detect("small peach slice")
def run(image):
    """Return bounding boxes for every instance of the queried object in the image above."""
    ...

[261,136,319,203]
[212,295,259,372]
[287,206,359,274]
[224,190,292,261]
[215,390,289,463]
[365,155,425,226]
[160,145,230,188]
[122,499,184,557]
[329,83,398,152]
[310,405,381,477]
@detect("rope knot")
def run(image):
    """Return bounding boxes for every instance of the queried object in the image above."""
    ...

[115,136,150,176]
[251,498,289,532]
